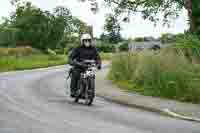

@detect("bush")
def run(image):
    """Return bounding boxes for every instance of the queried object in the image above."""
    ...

[119,41,129,51]
[134,37,144,42]
[96,41,115,53]
[109,51,200,103]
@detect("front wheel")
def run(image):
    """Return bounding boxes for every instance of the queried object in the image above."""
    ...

[85,98,93,106]
[85,77,95,106]
[74,97,79,103]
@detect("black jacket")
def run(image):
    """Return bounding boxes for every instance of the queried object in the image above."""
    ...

[69,46,101,68]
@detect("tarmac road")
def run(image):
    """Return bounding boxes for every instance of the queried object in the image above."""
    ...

[0,66,199,133]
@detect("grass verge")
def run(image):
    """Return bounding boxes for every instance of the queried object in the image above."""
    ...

[0,52,112,72]
[100,52,113,61]
[0,54,67,72]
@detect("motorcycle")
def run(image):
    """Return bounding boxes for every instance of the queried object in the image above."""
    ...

[73,60,97,106]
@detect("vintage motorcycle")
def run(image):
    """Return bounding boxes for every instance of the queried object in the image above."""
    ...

[68,60,97,106]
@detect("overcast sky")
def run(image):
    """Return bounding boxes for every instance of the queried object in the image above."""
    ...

[0,0,189,38]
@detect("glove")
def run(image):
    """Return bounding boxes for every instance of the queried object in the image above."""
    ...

[97,65,102,70]
[73,60,87,68]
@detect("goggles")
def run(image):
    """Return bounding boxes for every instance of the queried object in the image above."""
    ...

[83,39,91,42]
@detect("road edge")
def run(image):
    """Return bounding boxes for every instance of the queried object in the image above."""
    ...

[96,67,200,123]
[96,93,200,123]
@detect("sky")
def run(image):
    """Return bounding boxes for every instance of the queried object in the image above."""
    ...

[0,0,189,38]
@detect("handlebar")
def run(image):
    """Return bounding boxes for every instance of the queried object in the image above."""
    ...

[82,60,96,64]
[81,60,96,67]
[73,59,100,69]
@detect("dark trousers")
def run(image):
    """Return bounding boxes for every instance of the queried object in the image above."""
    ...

[70,68,82,94]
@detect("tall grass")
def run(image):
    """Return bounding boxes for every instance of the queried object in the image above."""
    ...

[0,54,67,72]
[174,35,200,63]
[109,50,200,103]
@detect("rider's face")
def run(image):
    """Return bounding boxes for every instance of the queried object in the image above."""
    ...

[83,39,91,47]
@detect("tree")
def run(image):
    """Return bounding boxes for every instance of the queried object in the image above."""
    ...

[104,14,122,44]
[70,17,92,37]
[100,33,110,42]
[9,1,59,49]
[4,0,87,51]
[191,0,200,34]
[53,6,73,33]
[79,0,199,34]
[0,27,20,47]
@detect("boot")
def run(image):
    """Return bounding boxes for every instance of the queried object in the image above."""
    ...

[70,89,76,98]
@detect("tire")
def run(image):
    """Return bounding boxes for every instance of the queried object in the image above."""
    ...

[85,93,93,106]
[88,77,95,98]
[85,77,95,106]
[87,98,93,106]
[74,97,79,103]
[84,80,89,105]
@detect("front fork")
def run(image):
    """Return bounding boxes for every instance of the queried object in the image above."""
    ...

[86,76,95,99]
[78,77,95,98]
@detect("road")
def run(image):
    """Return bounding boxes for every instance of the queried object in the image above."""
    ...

[0,66,199,133]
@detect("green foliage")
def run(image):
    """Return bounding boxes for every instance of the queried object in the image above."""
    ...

[0,1,87,52]
[0,54,67,72]
[100,52,113,60]
[109,51,200,103]
[87,0,185,25]
[100,33,109,43]
[175,35,200,49]
[57,33,79,54]
[9,2,73,50]
[104,14,122,44]
[96,40,115,53]
[160,33,179,44]
[174,35,200,63]
[0,27,20,47]
[134,37,145,42]
[47,48,57,56]
[118,41,129,51]
[82,0,200,34]
[133,37,156,42]
[190,0,200,33]
[71,17,93,36]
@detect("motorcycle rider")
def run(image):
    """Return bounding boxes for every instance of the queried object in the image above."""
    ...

[69,33,102,98]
